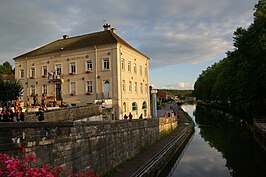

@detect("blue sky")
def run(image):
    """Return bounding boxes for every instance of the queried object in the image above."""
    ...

[0,0,257,89]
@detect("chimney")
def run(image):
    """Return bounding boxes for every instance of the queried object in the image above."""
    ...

[110,27,116,33]
[63,35,69,39]
[103,23,111,31]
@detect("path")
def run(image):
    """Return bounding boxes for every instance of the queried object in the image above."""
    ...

[105,102,189,177]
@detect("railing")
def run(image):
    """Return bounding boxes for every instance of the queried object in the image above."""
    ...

[130,127,193,177]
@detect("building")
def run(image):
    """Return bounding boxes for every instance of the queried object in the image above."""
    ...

[14,24,150,119]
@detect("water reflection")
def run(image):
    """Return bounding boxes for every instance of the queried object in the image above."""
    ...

[167,104,266,177]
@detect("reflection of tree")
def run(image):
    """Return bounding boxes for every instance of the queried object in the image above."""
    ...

[195,104,266,177]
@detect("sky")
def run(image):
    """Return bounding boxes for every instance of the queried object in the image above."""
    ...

[0,0,257,90]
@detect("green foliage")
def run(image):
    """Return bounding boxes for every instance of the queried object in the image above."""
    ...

[194,0,266,118]
[0,61,14,74]
[0,77,23,104]
[158,89,194,99]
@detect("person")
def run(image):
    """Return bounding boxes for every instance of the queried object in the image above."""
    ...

[139,114,143,119]
[36,108,45,121]
[17,107,25,122]
[129,112,133,120]
[164,112,167,117]
[124,114,128,120]
[41,93,47,108]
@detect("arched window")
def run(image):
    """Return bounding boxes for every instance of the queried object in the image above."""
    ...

[132,102,138,111]
[123,102,126,112]
[142,101,147,109]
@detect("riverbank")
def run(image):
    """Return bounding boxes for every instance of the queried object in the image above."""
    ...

[104,103,194,177]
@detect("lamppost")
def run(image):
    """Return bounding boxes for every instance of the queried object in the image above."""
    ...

[151,88,158,118]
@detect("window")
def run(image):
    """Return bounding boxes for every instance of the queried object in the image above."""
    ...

[42,66,47,77]
[20,69,24,78]
[55,64,62,74]
[145,64,147,76]
[103,57,110,70]
[134,82,138,93]
[129,81,132,92]
[70,82,76,95]
[30,85,36,96]
[30,67,35,78]
[142,101,147,109]
[139,65,142,75]
[133,63,137,73]
[145,84,148,93]
[70,62,76,74]
[86,81,93,93]
[121,59,125,70]
[42,84,47,94]
[140,83,143,93]
[86,60,92,71]
[132,102,138,111]
[128,61,131,72]
[122,80,126,92]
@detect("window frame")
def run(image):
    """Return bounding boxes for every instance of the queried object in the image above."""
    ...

[30,67,35,78]
[30,85,36,96]
[70,62,76,74]
[86,60,93,71]
[129,81,132,92]
[20,69,24,79]
[42,84,48,94]
[86,81,93,93]
[70,81,76,95]
[42,66,47,77]
[102,57,110,70]
[122,80,126,92]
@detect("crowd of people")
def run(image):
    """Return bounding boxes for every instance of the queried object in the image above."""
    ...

[123,112,143,120]
[0,105,24,122]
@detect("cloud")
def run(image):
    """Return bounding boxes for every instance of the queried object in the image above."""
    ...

[0,0,256,69]
[154,82,194,90]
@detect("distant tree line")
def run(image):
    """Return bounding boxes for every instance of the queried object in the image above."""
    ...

[158,89,194,100]
[194,0,266,120]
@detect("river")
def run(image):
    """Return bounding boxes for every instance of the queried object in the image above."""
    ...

[165,104,266,177]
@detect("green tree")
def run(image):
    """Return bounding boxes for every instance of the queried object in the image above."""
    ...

[0,61,14,74]
[194,0,266,119]
[0,77,23,104]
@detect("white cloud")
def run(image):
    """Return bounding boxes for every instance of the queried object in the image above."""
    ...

[155,82,194,90]
[0,0,256,69]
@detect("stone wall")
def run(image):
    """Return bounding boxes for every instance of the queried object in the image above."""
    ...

[0,118,177,175]
[26,104,102,122]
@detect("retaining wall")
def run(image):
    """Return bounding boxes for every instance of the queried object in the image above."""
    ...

[0,118,177,174]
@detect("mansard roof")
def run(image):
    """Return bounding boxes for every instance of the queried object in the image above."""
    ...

[14,30,149,59]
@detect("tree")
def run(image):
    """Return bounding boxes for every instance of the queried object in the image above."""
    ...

[0,61,14,74]
[0,77,23,105]
[194,0,266,119]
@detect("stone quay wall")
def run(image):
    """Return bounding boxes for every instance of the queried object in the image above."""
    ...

[26,104,102,122]
[0,118,177,175]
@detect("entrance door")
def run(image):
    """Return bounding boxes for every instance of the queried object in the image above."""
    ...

[56,83,62,100]
[103,80,110,98]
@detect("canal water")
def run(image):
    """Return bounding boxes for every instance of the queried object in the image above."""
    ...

[166,104,266,177]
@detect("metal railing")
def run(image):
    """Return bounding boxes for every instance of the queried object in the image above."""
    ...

[130,127,192,177]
